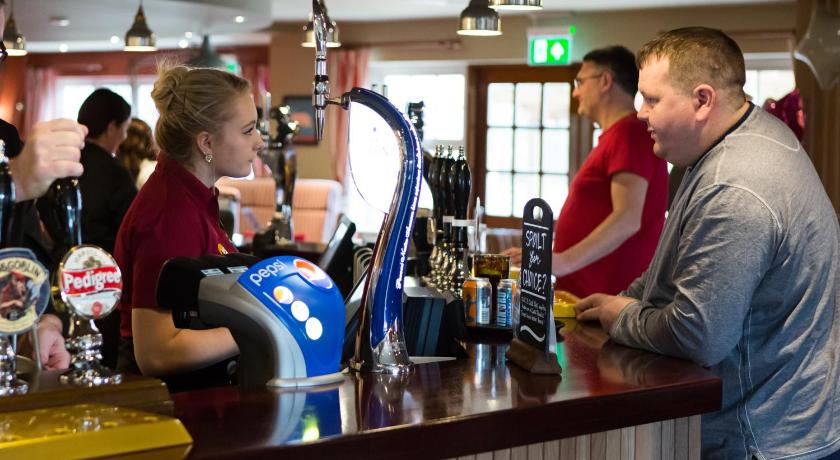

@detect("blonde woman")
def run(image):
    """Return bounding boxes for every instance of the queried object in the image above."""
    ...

[114,65,264,391]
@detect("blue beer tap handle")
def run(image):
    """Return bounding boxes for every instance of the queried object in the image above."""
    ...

[310,0,422,373]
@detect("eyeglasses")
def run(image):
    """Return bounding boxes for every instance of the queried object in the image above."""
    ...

[573,73,603,89]
[0,41,7,66]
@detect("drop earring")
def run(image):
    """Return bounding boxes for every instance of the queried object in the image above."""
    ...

[204,151,213,164]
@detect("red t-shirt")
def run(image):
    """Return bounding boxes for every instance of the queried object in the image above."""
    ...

[115,154,237,338]
[553,113,667,297]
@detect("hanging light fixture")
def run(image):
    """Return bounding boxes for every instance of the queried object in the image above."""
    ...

[489,0,543,11]
[458,0,502,36]
[186,35,226,69]
[301,0,340,48]
[2,1,27,56]
[124,0,156,52]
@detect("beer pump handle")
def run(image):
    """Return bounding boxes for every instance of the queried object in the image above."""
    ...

[43,178,83,254]
[0,141,15,248]
[454,149,471,220]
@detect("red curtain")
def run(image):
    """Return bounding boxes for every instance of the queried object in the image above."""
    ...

[327,48,369,184]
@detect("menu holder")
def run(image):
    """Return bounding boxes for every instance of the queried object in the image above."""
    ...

[505,199,561,375]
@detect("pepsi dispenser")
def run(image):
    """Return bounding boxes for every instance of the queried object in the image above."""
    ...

[158,254,345,388]
[312,0,421,374]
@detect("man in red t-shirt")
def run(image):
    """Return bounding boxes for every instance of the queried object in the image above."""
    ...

[507,46,668,297]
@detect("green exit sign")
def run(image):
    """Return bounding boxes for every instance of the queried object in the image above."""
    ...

[528,33,573,66]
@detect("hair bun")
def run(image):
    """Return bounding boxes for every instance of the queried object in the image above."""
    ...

[152,65,190,115]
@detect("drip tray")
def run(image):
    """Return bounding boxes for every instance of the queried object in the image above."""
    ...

[409,356,457,364]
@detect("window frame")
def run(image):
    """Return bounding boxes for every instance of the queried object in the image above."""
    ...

[54,74,157,122]
[368,61,468,150]
[467,64,590,229]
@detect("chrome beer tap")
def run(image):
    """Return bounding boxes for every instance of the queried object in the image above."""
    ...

[311,0,421,374]
[255,92,299,246]
[0,140,31,397]
[44,178,123,387]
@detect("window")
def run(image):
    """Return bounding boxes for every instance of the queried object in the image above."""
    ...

[485,82,571,219]
[369,63,466,148]
[346,64,467,235]
[54,75,158,128]
[744,70,796,107]
[469,65,587,229]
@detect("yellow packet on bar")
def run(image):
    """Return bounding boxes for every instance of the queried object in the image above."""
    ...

[553,290,580,318]
[0,404,192,460]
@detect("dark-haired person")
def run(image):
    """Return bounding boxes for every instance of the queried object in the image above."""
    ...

[74,88,137,254]
[1,0,85,370]
[575,28,840,459]
[505,46,668,298]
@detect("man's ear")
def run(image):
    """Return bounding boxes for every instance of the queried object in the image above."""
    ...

[692,84,716,122]
[600,71,615,94]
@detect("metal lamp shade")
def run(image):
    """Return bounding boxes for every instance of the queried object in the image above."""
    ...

[186,35,226,69]
[2,12,27,56]
[458,0,502,36]
[489,0,543,10]
[124,4,156,52]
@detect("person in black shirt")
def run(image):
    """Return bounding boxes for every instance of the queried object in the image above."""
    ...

[73,88,137,254]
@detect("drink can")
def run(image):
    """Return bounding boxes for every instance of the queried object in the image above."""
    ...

[464,277,492,325]
[496,278,518,327]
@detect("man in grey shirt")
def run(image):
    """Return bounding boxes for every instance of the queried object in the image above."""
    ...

[575,27,840,460]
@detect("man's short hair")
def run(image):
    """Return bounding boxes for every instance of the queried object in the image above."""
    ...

[582,46,639,96]
[637,27,746,105]
[77,88,131,138]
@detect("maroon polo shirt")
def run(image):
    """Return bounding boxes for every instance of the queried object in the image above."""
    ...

[115,153,236,338]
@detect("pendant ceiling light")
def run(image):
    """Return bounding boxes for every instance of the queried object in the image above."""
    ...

[2,1,27,56]
[186,35,226,69]
[301,0,341,48]
[124,0,156,52]
[489,0,543,10]
[458,0,502,36]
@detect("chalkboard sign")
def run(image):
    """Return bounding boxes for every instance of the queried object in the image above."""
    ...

[517,199,555,353]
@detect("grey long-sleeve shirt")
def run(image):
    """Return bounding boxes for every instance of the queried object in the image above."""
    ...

[613,105,840,460]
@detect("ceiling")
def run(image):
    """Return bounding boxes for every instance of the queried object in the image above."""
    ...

[10,0,790,52]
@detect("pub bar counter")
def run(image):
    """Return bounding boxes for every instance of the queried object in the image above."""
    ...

[172,320,721,459]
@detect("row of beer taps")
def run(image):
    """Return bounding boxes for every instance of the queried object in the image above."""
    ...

[423,145,472,298]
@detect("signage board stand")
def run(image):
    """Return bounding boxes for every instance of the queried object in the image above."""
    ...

[505,199,561,375]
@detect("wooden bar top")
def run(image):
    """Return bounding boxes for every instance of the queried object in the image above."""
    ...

[172,320,721,459]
